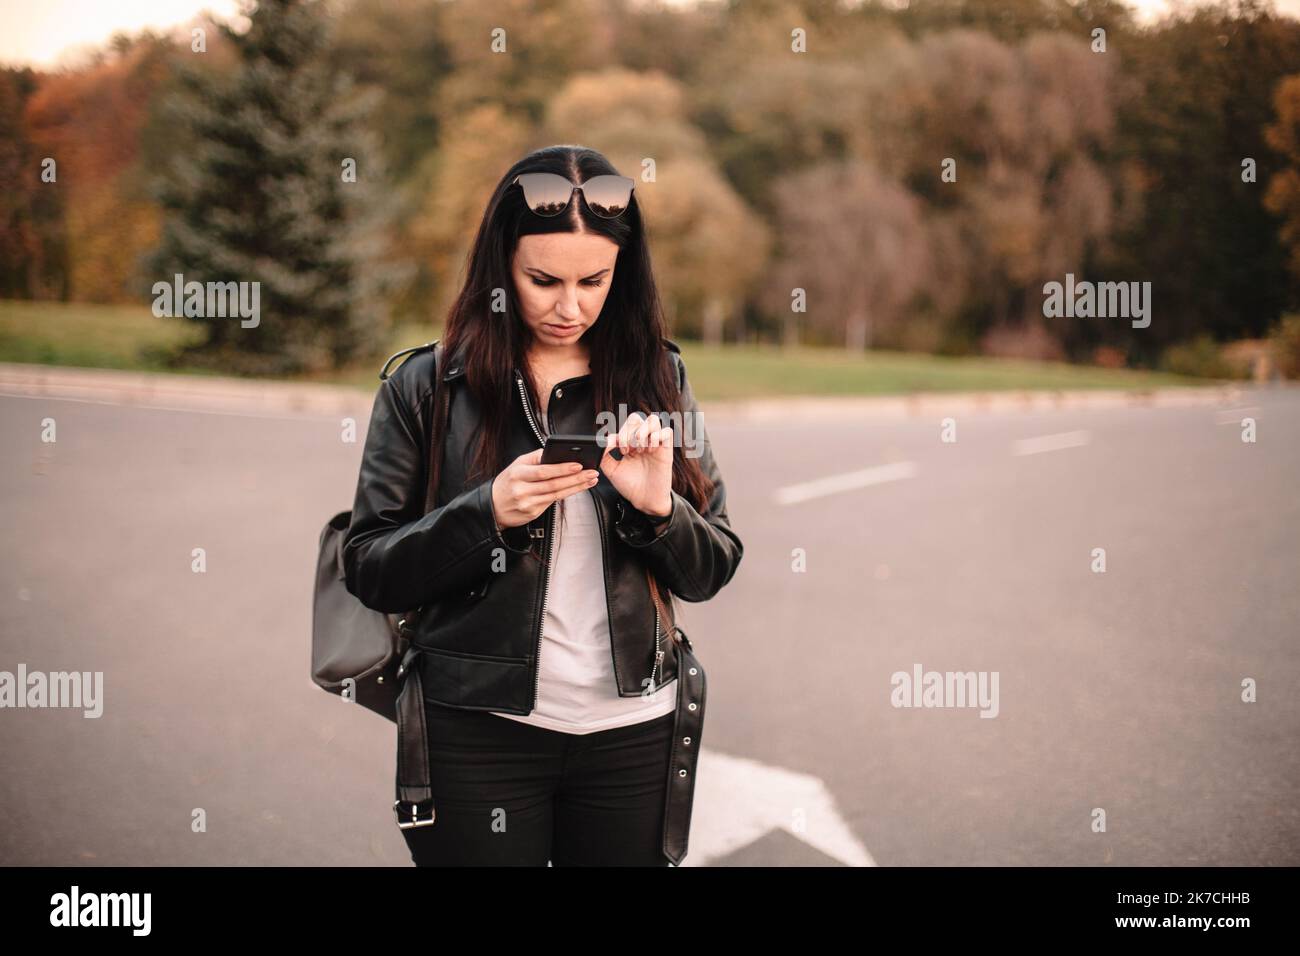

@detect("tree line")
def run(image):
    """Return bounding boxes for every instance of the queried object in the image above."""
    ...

[1,0,1298,375]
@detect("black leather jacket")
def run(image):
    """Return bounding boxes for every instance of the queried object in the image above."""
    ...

[341,338,743,715]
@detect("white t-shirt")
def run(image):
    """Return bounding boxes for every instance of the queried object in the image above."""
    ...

[490,488,677,734]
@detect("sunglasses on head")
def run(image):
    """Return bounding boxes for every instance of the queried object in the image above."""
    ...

[512,172,635,219]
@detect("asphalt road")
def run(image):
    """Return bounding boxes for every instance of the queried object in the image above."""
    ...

[1,384,1297,865]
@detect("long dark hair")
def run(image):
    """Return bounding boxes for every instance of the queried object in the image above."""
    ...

[429,144,714,628]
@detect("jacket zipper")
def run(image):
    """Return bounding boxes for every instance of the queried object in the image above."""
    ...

[618,502,665,693]
[652,605,664,686]
[597,488,663,695]
[516,369,661,701]
[516,371,555,711]
[593,492,628,693]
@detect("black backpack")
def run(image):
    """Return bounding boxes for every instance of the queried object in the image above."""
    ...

[309,339,443,829]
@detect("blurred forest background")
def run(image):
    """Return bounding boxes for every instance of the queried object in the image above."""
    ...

[3,0,1300,381]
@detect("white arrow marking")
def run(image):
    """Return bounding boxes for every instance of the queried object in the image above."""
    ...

[678,749,876,867]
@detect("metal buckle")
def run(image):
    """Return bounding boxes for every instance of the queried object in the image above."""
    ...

[393,799,436,829]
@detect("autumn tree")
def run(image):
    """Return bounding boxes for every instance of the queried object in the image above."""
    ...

[1264,73,1300,290]
[543,67,769,344]
[1111,3,1300,361]
[767,160,930,350]
[146,0,400,375]
[0,68,60,299]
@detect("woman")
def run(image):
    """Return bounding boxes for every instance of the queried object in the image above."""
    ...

[342,145,743,866]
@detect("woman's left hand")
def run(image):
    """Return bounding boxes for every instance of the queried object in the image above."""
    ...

[599,412,674,518]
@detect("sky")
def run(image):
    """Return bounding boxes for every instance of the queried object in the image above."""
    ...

[1,0,1298,69]
[1,1,246,68]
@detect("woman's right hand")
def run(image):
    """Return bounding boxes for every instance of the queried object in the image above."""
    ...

[491,448,600,530]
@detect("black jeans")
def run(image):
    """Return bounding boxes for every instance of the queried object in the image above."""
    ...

[401,699,676,866]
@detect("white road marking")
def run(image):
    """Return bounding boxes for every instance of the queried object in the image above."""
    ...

[1011,429,1091,456]
[680,749,876,867]
[772,461,917,505]
[1214,407,1260,424]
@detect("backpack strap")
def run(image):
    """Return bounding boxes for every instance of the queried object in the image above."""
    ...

[373,339,445,514]
[379,339,437,381]
[393,338,443,830]
[423,341,448,514]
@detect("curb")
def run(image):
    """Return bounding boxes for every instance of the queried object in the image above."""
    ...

[704,383,1281,422]
[0,362,373,418]
[0,362,1288,422]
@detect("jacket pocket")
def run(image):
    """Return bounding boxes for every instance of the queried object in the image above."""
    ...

[416,645,533,713]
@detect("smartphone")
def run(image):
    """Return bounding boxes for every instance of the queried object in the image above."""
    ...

[541,433,605,471]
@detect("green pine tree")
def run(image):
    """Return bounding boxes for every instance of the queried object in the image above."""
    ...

[145,0,403,375]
